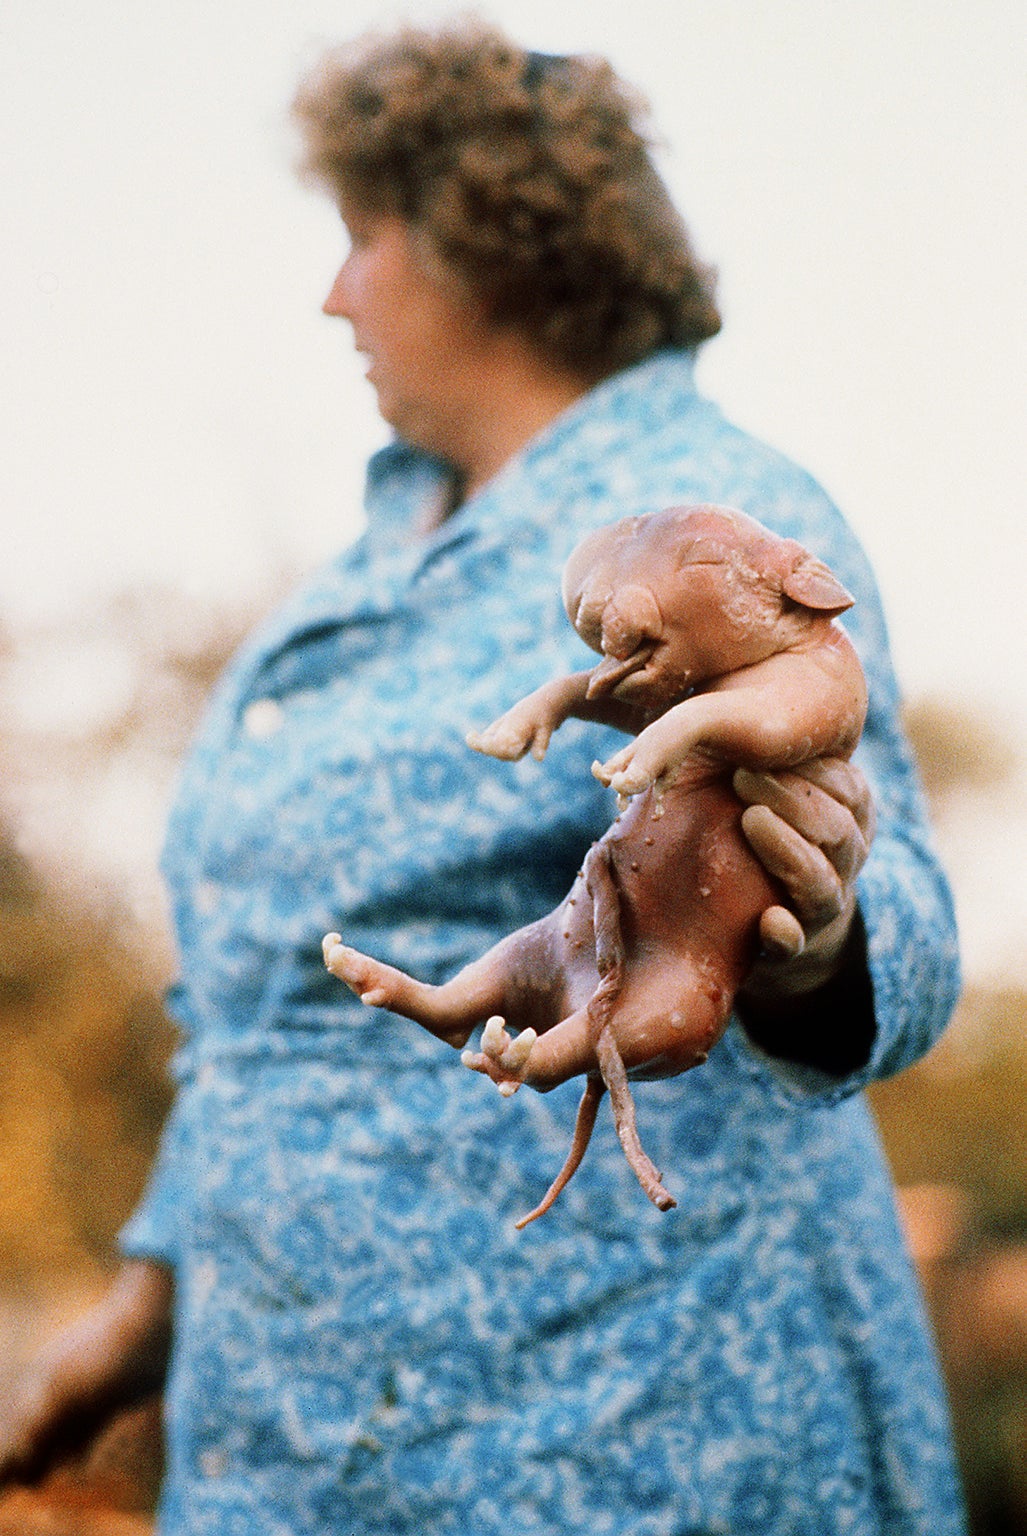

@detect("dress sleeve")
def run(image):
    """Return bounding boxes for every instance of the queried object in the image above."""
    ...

[848,655,962,1087]
[724,481,962,1105]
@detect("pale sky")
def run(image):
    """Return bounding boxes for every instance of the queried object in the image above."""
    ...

[2,0,1025,728]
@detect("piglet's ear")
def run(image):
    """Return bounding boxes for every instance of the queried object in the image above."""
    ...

[780,552,855,614]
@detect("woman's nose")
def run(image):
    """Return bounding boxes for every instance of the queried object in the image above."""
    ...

[322,263,353,319]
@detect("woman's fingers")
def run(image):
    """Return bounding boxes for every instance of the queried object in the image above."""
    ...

[733,761,872,886]
[790,757,876,842]
[740,803,846,930]
[733,759,873,999]
[757,906,806,959]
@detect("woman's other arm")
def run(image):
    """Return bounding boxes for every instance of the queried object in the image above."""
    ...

[0,1262,173,1489]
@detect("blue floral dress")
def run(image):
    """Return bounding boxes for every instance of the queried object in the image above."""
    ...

[122,350,965,1534]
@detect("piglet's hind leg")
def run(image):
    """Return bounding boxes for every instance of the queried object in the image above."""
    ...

[323,935,508,1049]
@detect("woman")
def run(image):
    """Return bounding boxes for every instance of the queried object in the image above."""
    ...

[0,19,964,1534]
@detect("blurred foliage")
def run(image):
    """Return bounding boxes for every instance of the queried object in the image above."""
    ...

[878,703,1027,1532]
[904,694,1019,800]
[0,577,289,1293]
[870,984,1027,1221]
[0,822,177,1291]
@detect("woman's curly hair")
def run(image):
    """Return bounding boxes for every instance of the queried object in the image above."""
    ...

[292,17,721,377]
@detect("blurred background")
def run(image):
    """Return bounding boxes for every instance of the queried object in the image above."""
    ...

[1,1,1024,1530]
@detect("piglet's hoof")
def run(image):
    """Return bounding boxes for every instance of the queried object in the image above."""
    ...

[592,742,674,800]
[461,1016,537,1096]
[593,750,645,796]
[466,714,551,763]
[323,934,396,1009]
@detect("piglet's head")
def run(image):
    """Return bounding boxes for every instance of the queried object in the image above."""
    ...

[562,505,854,707]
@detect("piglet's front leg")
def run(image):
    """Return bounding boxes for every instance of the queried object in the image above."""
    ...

[466,671,593,762]
[593,701,706,798]
[594,687,779,799]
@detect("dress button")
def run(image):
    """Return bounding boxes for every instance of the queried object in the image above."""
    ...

[242,697,284,738]
[199,1448,228,1479]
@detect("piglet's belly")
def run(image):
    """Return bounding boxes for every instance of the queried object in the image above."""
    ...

[551,774,779,1076]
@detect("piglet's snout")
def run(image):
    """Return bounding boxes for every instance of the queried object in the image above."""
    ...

[601,585,662,655]
[586,586,662,699]
[587,646,655,699]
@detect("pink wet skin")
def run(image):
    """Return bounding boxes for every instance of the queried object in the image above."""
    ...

[324,505,868,1225]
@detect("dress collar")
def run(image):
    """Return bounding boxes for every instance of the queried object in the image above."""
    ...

[363,347,700,548]
[223,350,703,679]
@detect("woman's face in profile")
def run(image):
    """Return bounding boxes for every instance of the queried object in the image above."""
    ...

[323,205,492,456]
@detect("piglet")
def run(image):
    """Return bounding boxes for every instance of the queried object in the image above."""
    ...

[325,505,867,1225]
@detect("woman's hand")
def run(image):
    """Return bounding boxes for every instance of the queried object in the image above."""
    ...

[733,757,875,1006]
[0,1260,173,1489]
